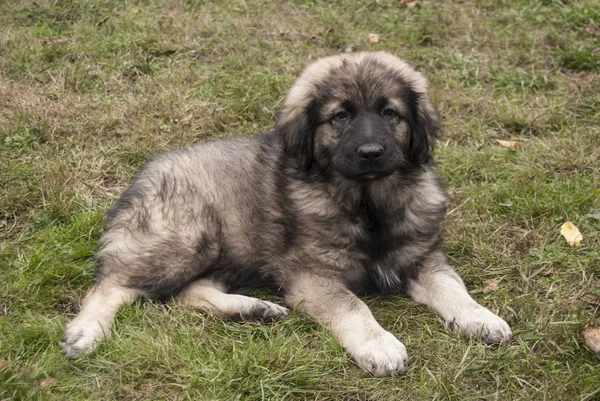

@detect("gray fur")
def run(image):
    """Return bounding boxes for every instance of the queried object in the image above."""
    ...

[63,52,511,376]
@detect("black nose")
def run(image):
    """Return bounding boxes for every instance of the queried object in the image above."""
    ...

[357,143,384,161]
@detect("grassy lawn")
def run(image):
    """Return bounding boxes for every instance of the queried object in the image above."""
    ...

[1,0,599,399]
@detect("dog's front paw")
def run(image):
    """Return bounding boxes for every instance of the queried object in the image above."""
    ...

[449,306,512,344]
[62,318,108,358]
[351,331,408,377]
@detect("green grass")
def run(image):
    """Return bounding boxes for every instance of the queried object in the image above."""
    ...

[1,0,600,399]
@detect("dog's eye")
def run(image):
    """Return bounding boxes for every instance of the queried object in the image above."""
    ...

[333,110,350,121]
[382,107,398,118]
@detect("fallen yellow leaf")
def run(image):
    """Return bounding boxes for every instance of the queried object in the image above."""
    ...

[585,25,598,36]
[39,377,55,390]
[180,113,193,125]
[483,278,499,293]
[495,139,522,149]
[560,221,583,247]
[405,0,423,7]
[131,7,139,14]
[583,325,600,357]
[45,37,71,45]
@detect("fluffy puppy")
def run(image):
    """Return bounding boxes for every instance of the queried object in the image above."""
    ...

[63,52,512,376]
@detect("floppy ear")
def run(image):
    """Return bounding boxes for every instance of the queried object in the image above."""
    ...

[276,101,320,171]
[404,88,441,166]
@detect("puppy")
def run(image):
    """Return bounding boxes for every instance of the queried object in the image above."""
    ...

[63,52,512,376]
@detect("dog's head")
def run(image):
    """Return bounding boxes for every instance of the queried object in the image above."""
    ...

[276,52,441,181]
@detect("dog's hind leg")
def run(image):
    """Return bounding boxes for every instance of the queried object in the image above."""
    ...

[62,281,141,358]
[177,279,288,321]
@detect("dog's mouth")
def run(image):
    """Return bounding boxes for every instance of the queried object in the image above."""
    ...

[354,170,392,182]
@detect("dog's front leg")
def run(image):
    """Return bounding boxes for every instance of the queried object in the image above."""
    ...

[285,274,407,376]
[408,250,512,344]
